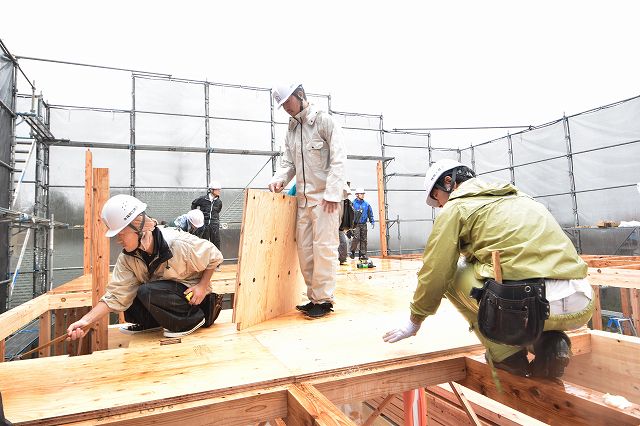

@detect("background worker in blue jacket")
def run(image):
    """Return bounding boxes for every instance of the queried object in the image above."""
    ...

[350,187,375,259]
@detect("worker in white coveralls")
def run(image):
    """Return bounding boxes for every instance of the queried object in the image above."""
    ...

[384,159,594,378]
[268,83,347,318]
[67,194,224,340]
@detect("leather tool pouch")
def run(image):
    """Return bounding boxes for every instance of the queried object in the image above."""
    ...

[470,278,550,346]
[201,293,224,327]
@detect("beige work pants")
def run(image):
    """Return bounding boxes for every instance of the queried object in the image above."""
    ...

[296,204,339,304]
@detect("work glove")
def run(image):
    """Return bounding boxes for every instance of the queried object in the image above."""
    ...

[370,222,375,229]
[382,318,421,343]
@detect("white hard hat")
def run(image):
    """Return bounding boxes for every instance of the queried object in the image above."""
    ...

[209,180,222,190]
[186,209,205,228]
[424,159,465,207]
[272,83,301,108]
[101,194,147,237]
[355,187,365,194]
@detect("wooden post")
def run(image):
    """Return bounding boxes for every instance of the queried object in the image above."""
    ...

[38,311,52,357]
[91,168,109,351]
[84,150,93,274]
[0,338,4,362]
[376,160,388,257]
[631,289,640,335]
[591,285,603,330]
[620,288,632,335]
[53,309,66,356]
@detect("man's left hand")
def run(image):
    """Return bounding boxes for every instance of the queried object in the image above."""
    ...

[370,222,375,229]
[321,199,339,213]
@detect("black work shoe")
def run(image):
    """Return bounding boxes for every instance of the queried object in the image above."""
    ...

[490,350,530,377]
[303,302,334,318]
[118,324,162,335]
[339,259,347,265]
[530,331,571,378]
[349,251,355,259]
[296,302,314,312]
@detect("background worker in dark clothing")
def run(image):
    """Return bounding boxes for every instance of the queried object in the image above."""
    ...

[350,187,375,259]
[191,181,223,255]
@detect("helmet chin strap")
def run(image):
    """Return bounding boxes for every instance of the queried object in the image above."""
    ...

[127,212,147,250]
[435,168,459,194]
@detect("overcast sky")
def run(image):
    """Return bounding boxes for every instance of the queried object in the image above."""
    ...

[2,0,640,148]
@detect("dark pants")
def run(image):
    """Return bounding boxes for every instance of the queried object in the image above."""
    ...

[197,223,221,252]
[350,223,368,256]
[124,280,206,333]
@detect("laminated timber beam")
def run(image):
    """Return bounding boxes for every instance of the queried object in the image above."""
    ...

[285,383,355,426]
[460,355,640,425]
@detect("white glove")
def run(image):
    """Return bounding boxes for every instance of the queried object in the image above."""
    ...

[370,222,375,229]
[383,318,421,343]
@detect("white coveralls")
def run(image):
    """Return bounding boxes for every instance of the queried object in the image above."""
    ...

[270,105,347,304]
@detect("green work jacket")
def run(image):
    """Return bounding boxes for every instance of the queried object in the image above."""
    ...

[410,178,587,322]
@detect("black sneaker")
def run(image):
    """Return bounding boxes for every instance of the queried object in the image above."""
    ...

[530,331,571,378]
[296,302,314,312]
[303,302,334,318]
[490,350,530,377]
[349,251,355,259]
[118,324,162,335]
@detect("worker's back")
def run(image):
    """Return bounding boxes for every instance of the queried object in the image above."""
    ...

[444,178,587,281]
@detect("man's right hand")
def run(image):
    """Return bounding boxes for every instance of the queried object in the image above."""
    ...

[269,182,284,193]
[67,318,90,341]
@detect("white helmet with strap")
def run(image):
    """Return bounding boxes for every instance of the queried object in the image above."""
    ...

[101,194,147,237]
[272,83,301,108]
[424,159,471,207]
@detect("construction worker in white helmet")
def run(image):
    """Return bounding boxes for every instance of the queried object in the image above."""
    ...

[383,159,594,379]
[172,209,205,234]
[66,194,224,340]
[191,180,223,255]
[269,83,347,318]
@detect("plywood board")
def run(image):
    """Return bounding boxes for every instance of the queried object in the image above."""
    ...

[233,189,304,330]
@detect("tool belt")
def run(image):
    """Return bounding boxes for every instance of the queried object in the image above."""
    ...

[470,278,550,347]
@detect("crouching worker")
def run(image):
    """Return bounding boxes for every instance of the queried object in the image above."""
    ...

[383,160,593,378]
[67,194,224,341]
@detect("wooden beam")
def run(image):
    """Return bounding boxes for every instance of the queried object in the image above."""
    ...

[84,149,92,274]
[38,310,52,357]
[460,355,640,425]
[587,267,640,289]
[285,383,355,426]
[91,167,109,351]
[313,354,471,405]
[425,384,547,426]
[563,330,640,404]
[0,293,49,340]
[630,288,640,336]
[48,291,92,310]
[376,160,388,257]
[362,393,396,426]
[590,285,603,330]
[0,338,4,362]
[620,288,633,335]
[448,382,481,426]
[30,386,289,426]
[233,189,304,330]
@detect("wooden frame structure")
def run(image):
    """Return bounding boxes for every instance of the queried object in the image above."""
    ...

[1,179,640,424]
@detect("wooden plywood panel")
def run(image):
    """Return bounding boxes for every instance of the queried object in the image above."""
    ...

[234,189,304,331]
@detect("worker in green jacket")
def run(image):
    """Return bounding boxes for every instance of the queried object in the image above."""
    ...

[383,159,593,378]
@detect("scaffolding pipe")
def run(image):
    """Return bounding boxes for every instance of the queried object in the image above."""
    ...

[9,228,30,299]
